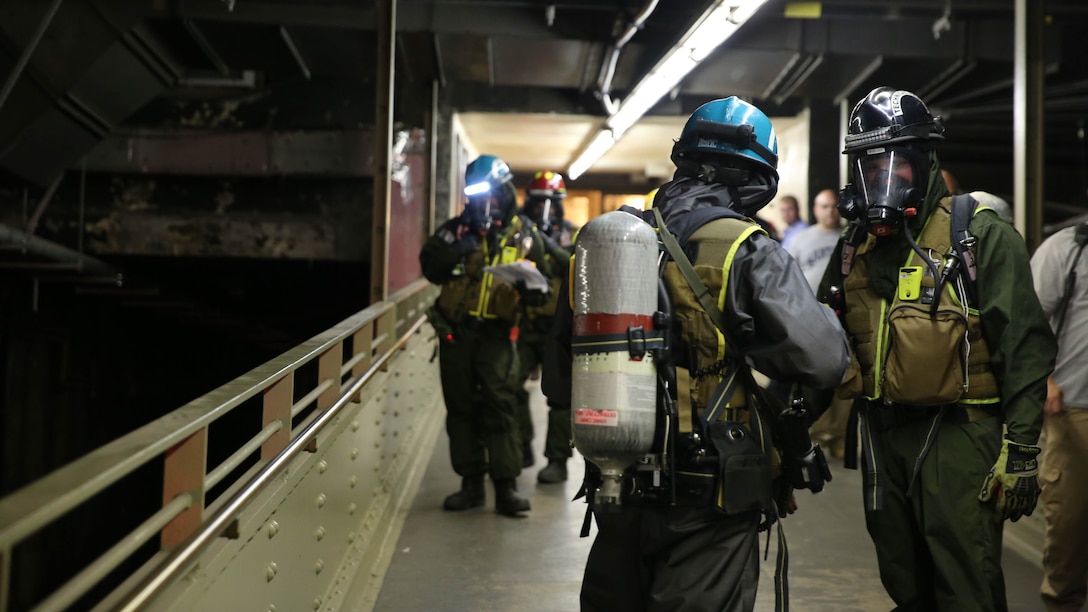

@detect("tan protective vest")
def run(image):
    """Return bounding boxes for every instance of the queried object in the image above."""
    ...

[840,199,1000,406]
[662,217,764,432]
[435,215,534,324]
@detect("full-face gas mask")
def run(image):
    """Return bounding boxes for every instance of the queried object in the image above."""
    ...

[840,87,944,237]
[463,154,515,232]
[524,196,553,232]
[524,196,566,236]
[462,191,493,233]
[839,145,929,236]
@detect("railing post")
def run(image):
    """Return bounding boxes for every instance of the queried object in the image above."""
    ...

[161,429,207,548]
[377,309,395,371]
[318,344,342,410]
[262,374,293,459]
[350,322,374,402]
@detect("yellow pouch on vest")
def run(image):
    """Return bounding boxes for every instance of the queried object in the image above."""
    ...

[883,304,967,405]
[897,266,923,301]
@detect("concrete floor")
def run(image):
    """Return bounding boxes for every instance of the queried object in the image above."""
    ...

[373,381,1046,611]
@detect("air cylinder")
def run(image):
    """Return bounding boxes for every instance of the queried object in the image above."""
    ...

[571,210,659,505]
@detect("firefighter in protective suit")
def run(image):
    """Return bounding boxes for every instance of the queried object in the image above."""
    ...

[514,170,576,482]
[420,154,551,517]
[542,97,850,611]
[812,87,1057,609]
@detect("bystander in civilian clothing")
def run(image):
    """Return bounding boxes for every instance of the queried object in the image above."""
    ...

[777,194,807,250]
[1031,222,1088,612]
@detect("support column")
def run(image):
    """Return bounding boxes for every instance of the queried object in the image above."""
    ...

[1014,0,1044,250]
[807,100,842,217]
[371,0,396,303]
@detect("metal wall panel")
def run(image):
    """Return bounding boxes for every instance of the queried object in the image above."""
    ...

[158,328,442,611]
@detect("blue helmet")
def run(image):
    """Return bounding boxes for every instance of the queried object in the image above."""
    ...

[463,154,516,231]
[671,97,779,175]
[464,155,513,197]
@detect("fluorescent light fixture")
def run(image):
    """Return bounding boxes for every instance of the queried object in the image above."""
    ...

[568,130,616,180]
[566,0,769,179]
[464,181,491,196]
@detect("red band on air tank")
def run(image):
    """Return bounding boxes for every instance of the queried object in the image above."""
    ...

[573,313,654,336]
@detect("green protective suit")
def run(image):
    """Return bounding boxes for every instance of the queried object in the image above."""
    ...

[514,230,574,462]
[420,212,551,480]
[816,155,1057,610]
[437,320,523,479]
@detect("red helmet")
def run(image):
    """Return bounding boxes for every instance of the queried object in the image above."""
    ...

[528,170,567,199]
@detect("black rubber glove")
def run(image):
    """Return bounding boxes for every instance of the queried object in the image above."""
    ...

[453,232,479,255]
[772,477,797,518]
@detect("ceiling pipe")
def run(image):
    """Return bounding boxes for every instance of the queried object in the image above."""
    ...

[0,0,64,116]
[595,0,659,116]
[0,223,120,280]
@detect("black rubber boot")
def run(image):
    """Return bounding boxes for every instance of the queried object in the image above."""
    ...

[536,459,568,484]
[521,438,535,468]
[493,479,531,516]
[442,475,485,511]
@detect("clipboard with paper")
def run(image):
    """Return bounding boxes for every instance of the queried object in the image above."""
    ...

[484,260,550,293]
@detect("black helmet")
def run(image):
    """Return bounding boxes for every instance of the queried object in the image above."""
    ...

[843,87,944,154]
[840,87,944,236]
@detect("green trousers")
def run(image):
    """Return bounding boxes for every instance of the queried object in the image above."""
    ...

[438,320,523,480]
[515,321,573,461]
[863,411,1006,611]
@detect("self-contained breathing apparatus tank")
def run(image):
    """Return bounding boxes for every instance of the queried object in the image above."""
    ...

[570,211,660,506]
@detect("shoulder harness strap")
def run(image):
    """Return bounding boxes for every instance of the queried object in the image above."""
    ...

[949,193,980,306]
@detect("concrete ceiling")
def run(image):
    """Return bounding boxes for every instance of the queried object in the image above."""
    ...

[457,110,805,182]
[2,0,1088,199]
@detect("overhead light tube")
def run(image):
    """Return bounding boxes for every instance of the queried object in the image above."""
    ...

[566,0,769,179]
[568,129,617,180]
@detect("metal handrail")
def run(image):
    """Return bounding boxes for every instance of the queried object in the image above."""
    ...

[204,420,284,492]
[33,495,195,612]
[0,297,392,550]
[116,313,430,611]
[291,377,336,418]
[0,278,433,612]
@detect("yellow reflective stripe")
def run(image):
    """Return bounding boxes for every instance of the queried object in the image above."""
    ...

[715,224,763,372]
[960,397,1000,405]
[711,223,763,407]
[469,272,489,317]
[718,224,764,312]
[863,418,879,509]
[869,298,889,401]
